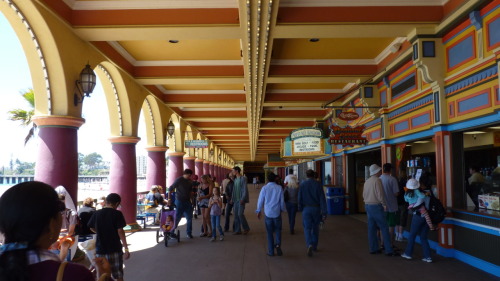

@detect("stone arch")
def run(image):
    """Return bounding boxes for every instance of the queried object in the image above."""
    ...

[183,125,194,156]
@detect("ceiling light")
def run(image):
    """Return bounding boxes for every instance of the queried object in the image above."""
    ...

[463,131,486,135]
[413,140,430,144]
[309,38,320,42]
[168,40,179,44]
[488,126,500,130]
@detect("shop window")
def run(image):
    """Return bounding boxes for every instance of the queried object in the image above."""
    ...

[423,41,435,57]
[335,156,343,186]
[323,161,332,185]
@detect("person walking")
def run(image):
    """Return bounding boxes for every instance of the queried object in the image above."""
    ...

[284,174,299,234]
[379,163,400,248]
[224,173,235,232]
[401,178,434,263]
[88,193,130,281]
[231,166,250,235]
[298,169,327,257]
[168,169,195,239]
[256,172,286,256]
[198,174,214,237]
[363,164,396,256]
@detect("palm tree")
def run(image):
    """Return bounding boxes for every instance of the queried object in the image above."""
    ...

[8,88,36,145]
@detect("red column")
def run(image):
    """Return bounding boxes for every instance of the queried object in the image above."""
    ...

[195,159,204,179]
[167,152,186,188]
[145,146,167,191]
[434,129,453,256]
[183,156,195,173]
[217,165,222,184]
[33,116,84,207]
[209,162,215,178]
[203,161,210,175]
[109,136,140,231]
[381,142,392,165]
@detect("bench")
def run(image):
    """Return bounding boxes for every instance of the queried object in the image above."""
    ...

[136,213,157,229]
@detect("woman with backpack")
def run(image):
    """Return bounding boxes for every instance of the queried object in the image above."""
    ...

[400,178,434,263]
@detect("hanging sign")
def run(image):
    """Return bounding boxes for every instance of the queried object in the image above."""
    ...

[328,125,368,147]
[338,111,359,121]
[185,140,208,148]
[282,127,331,158]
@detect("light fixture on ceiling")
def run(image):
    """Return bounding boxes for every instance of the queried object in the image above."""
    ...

[463,131,486,135]
[166,121,175,139]
[168,40,179,43]
[488,126,500,130]
[74,64,97,106]
[413,140,430,144]
[309,38,320,42]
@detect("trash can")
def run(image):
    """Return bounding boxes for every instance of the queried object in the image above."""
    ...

[326,187,344,215]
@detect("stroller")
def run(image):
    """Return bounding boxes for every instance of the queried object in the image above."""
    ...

[156,206,180,247]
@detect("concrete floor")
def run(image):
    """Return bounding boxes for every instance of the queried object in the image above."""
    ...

[122,185,499,281]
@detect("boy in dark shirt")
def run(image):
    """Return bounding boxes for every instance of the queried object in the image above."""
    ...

[88,193,130,281]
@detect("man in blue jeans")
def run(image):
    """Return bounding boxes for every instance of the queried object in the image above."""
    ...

[298,169,327,257]
[231,166,250,235]
[256,172,286,256]
[168,169,194,239]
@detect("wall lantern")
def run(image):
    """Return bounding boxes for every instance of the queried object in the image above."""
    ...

[166,121,175,138]
[74,64,97,106]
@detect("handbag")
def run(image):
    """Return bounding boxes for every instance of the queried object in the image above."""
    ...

[56,262,68,281]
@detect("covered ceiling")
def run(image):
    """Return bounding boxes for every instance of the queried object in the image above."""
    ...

[39,0,462,163]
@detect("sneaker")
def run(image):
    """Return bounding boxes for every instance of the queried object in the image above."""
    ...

[276,245,283,256]
[307,245,313,257]
[219,235,224,241]
[243,229,250,235]
[186,234,193,239]
[209,237,215,242]
[401,253,412,260]
[422,257,433,263]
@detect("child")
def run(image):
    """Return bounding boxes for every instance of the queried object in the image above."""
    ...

[404,178,436,231]
[208,187,224,242]
[161,215,174,232]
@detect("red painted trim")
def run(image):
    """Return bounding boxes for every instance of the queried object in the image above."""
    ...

[143,85,166,101]
[377,41,412,72]
[486,13,500,51]
[266,93,339,102]
[446,31,476,72]
[456,89,492,116]
[269,64,377,76]
[71,9,239,26]
[134,65,244,77]
[91,42,134,74]
[164,94,246,102]
[480,0,500,16]
[444,57,496,83]
[388,60,414,80]
[444,0,468,18]
[277,6,443,23]
[40,0,72,23]
[448,101,455,118]
[410,111,432,130]
[443,19,472,43]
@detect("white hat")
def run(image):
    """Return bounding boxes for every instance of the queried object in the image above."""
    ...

[406,178,420,190]
[369,164,382,176]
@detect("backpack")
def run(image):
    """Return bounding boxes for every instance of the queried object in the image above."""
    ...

[426,195,446,224]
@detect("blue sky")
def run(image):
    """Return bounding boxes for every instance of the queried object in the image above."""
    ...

[0,14,147,168]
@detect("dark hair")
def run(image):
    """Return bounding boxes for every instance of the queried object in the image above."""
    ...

[0,181,63,281]
[183,169,193,175]
[419,171,433,190]
[106,193,121,205]
[383,163,392,173]
[233,166,241,174]
[306,169,315,178]
[225,173,231,180]
[267,172,277,182]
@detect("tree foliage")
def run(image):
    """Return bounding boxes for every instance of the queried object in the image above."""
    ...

[7,89,37,145]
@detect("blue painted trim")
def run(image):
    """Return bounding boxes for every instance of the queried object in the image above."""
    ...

[451,209,500,221]
[344,142,381,154]
[411,113,431,127]
[488,17,500,48]
[451,219,500,236]
[388,94,433,119]
[364,118,381,129]
[445,65,497,95]
[386,129,435,144]
[469,11,483,30]
[457,92,490,113]
[448,35,475,69]
[481,4,500,19]
[454,250,500,277]
[445,110,500,131]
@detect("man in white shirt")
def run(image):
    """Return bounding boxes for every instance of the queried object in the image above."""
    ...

[284,168,296,187]
[256,172,286,257]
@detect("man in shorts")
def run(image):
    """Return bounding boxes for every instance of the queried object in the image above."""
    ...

[88,193,130,281]
[379,163,400,249]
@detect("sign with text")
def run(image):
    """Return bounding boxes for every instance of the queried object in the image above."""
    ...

[282,127,331,158]
[185,140,208,148]
[328,125,368,147]
[337,111,360,121]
